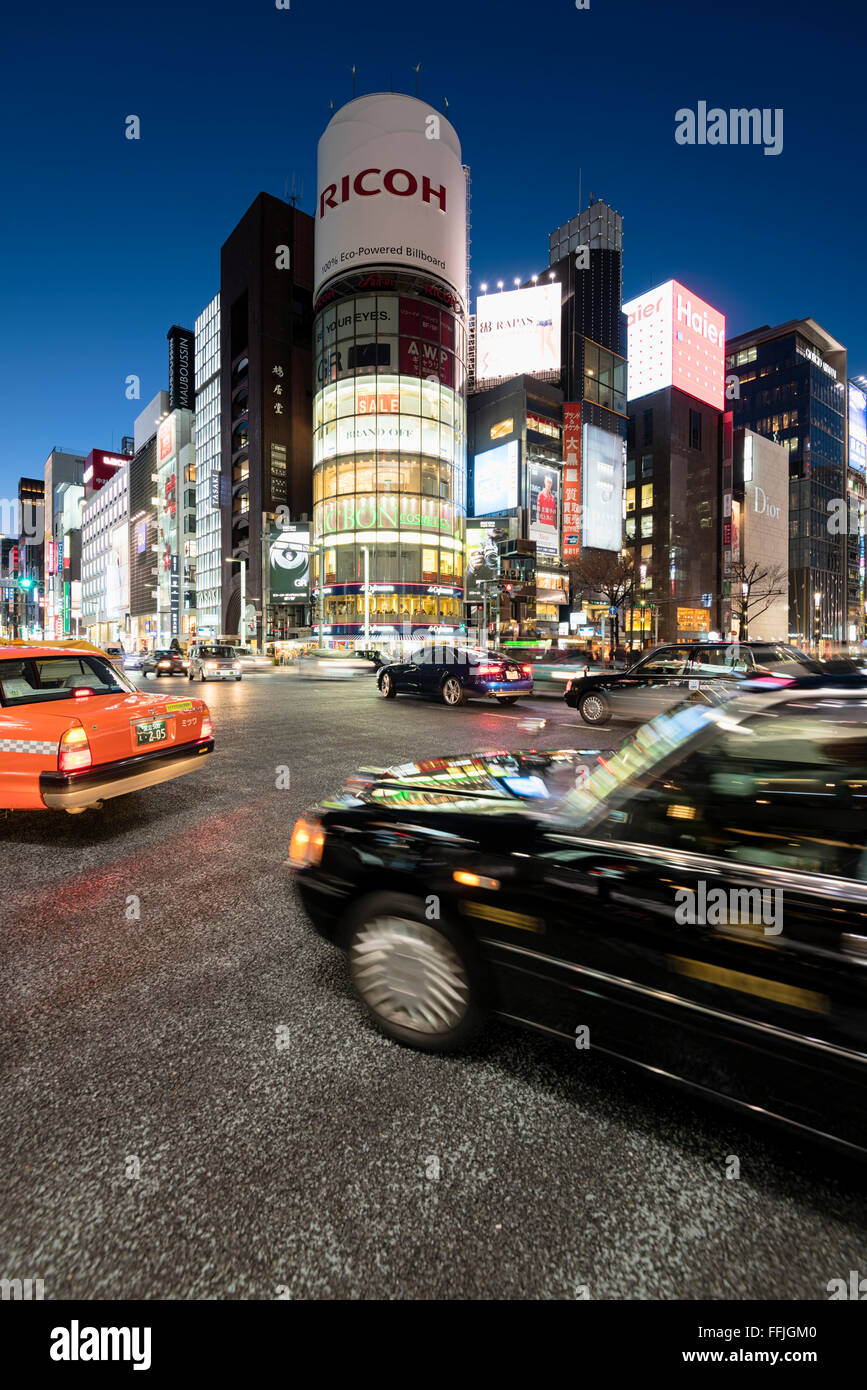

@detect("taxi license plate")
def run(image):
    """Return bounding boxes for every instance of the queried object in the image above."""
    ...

[135,719,167,745]
[507,670,519,681]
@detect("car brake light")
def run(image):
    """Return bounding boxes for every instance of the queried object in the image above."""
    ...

[522,665,532,676]
[59,726,92,774]
[288,816,325,867]
[71,687,94,698]
[200,714,213,739]
[476,665,501,676]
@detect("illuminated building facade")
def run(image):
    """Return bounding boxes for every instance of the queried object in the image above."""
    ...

[312,94,468,639]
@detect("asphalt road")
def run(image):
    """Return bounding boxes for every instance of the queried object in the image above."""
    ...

[2,671,865,1300]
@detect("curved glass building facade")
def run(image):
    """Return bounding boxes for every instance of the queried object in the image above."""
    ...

[312,269,467,636]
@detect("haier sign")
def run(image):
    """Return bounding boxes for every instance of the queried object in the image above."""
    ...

[623,280,725,410]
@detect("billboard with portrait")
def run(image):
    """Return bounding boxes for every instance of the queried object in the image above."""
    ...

[475,283,561,385]
[527,461,560,558]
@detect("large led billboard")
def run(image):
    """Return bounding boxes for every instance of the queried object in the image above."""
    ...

[473,439,519,515]
[849,383,867,475]
[269,525,310,604]
[528,461,560,558]
[476,283,561,385]
[582,425,623,551]
[623,280,725,410]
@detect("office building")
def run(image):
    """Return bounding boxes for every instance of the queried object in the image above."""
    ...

[726,319,847,645]
[220,193,315,642]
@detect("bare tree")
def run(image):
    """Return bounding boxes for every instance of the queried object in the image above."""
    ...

[731,560,787,640]
[568,549,638,654]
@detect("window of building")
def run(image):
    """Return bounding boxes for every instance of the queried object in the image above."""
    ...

[490,418,514,440]
[626,459,636,483]
[626,488,636,513]
[641,453,654,478]
[689,410,702,451]
[625,517,636,540]
[641,483,653,509]
[643,409,653,446]
[640,514,654,538]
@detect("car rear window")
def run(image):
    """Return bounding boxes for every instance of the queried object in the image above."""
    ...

[0,656,134,706]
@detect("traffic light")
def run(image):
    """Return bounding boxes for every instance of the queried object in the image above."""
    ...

[503,583,513,595]
[18,576,34,591]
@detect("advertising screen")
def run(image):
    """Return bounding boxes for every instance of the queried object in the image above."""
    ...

[849,384,867,475]
[528,461,560,558]
[581,425,623,551]
[473,439,518,515]
[315,93,467,299]
[465,517,514,600]
[475,283,562,384]
[623,279,725,410]
[269,526,310,604]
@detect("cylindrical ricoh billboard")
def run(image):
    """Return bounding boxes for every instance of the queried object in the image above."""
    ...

[315,93,466,303]
[311,95,468,642]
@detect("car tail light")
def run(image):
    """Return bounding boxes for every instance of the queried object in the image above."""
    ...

[522,665,532,676]
[288,816,325,868]
[200,713,213,739]
[59,726,92,774]
[476,665,502,676]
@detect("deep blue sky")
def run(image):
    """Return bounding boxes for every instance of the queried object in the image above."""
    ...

[1,0,863,502]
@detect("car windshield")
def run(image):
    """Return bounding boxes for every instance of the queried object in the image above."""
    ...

[752,645,813,666]
[200,646,234,658]
[0,654,136,706]
[559,699,730,830]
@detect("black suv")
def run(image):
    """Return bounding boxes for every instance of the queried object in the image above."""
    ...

[564,642,821,725]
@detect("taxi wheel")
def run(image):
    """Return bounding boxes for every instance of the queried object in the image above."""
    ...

[188,671,193,680]
[199,670,206,682]
[441,675,466,706]
[579,691,610,725]
[344,893,483,1052]
[235,675,242,682]
[379,672,397,698]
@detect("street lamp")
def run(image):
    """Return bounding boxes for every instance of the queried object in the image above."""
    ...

[813,589,822,655]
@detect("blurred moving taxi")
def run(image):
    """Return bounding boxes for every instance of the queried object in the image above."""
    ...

[0,643,213,813]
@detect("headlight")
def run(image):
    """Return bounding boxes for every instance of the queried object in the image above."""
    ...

[233,662,242,670]
[288,816,325,867]
[205,663,217,671]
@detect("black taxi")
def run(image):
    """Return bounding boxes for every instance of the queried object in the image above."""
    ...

[288,678,867,1155]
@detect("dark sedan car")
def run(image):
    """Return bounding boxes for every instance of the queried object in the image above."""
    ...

[377,642,533,707]
[141,648,187,678]
[564,640,821,725]
[289,680,867,1155]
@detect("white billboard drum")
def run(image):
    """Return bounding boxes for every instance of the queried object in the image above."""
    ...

[316,94,467,301]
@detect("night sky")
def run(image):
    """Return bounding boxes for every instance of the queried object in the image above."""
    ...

[1,0,862,503]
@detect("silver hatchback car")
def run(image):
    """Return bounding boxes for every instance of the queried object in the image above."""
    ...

[188,643,242,682]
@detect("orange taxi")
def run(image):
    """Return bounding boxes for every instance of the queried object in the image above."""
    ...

[0,642,214,813]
